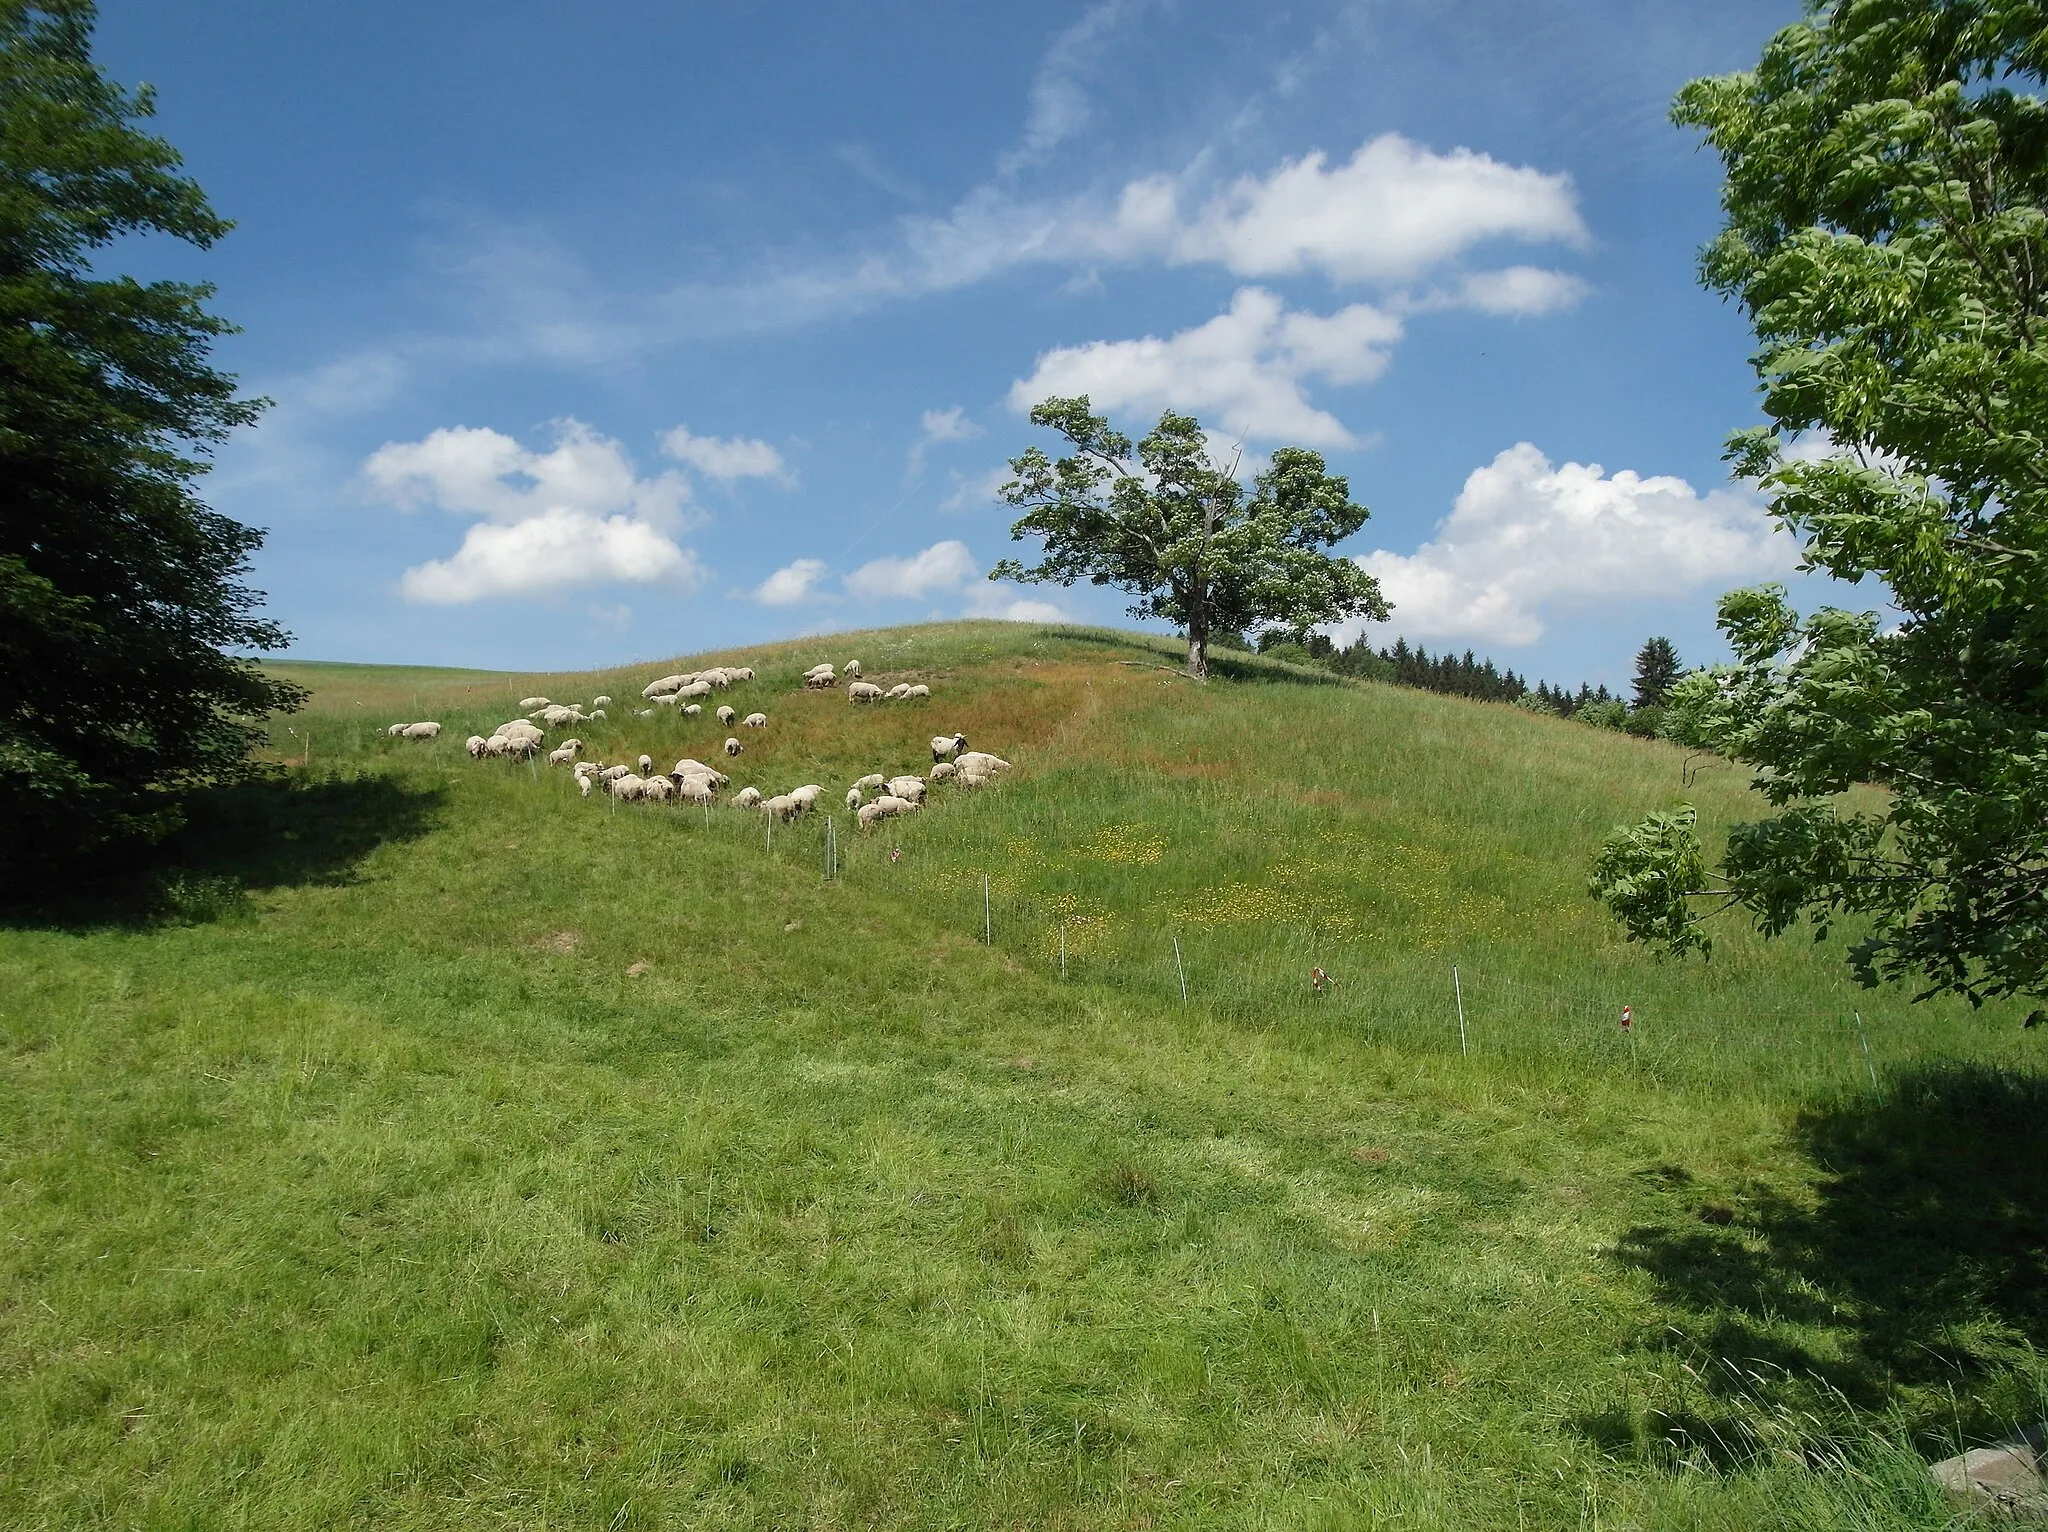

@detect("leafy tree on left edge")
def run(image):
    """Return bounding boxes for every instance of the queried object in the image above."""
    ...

[1,0,303,863]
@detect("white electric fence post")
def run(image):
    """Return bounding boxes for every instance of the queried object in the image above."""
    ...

[1173,934,1188,1006]
[1855,1011,1880,1094]
[1453,965,1468,1056]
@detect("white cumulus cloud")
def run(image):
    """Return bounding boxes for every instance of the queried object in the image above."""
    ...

[659,424,794,484]
[908,405,984,477]
[366,420,704,605]
[1355,443,1800,646]
[845,539,982,601]
[1009,286,1400,446]
[753,557,829,606]
[1099,135,1589,286]
[400,509,703,606]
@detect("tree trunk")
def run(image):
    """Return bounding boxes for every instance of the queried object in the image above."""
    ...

[1186,620,1208,680]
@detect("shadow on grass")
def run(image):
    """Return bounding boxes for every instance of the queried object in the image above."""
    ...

[1051,628,1353,688]
[2,770,445,931]
[1599,1064,2048,1458]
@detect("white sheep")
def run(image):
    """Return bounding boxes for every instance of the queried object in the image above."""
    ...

[592,695,612,706]
[885,683,912,700]
[519,696,550,709]
[654,694,679,708]
[729,666,755,681]
[743,712,767,728]
[724,737,742,757]
[635,708,654,718]
[732,787,762,809]
[763,794,802,822]
[848,681,884,703]
[675,778,714,806]
[929,761,957,782]
[598,764,633,783]
[700,668,732,688]
[386,723,406,737]
[678,679,713,701]
[804,670,836,690]
[872,794,918,818]
[844,660,862,678]
[956,752,1011,776]
[906,684,930,699]
[788,784,822,810]
[853,773,886,791]
[547,744,580,767]
[578,773,594,799]
[716,705,736,726]
[886,775,926,804]
[494,719,544,743]
[638,754,654,774]
[483,735,512,759]
[609,773,646,801]
[672,758,728,785]
[845,786,864,810]
[504,736,541,760]
[683,703,702,717]
[641,774,676,803]
[401,721,442,740]
[856,801,887,830]
[589,709,607,721]
[642,674,691,699]
[931,733,966,762]
[466,735,488,759]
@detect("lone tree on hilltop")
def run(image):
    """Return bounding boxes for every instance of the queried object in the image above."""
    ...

[1592,0,2048,1020]
[2,0,302,863]
[1631,637,1683,709]
[993,397,1389,679]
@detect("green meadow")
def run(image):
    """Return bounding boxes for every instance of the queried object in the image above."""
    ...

[3,622,2041,1529]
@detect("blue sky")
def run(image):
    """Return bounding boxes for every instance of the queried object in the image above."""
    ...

[96,0,1824,687]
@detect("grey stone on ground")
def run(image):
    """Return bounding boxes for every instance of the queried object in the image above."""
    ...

[1931,1424,2048,1520]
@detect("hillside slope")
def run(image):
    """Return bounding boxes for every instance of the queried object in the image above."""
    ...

[2,622,2040,1530]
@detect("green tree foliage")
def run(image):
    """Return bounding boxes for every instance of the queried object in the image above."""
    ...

[993,398,1389,678]
[1593,0,2048,1015]
[1,1,301,861]
[1631,636,1683,708]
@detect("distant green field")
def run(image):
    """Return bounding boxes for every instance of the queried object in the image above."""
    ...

[3,621,2041,1529]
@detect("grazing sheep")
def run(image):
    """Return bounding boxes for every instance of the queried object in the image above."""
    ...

[956,752,1011,776]
[743,712,767,728]
[886,775,925,804]
[547,744,580,768]
[724,737,742,757]
[494,719,545,743]
[654,694,679,708]
[763,794,802,822]
[700,668,732,688]
[854,773,887,791]
[729,666,755,681]
[592,695,612,706]
[609,773,646,802]
[386,723,406,737]
[504,736,541,761]
[732,786,762,809]
[804,671,836,690]
[641,774,677,803]
[578,773,594,798]
[465,735,488,759]
[519,696,550,709]
[930,733,966,762]
[906,684,930,699]
[716,705,736,726]
[683,703,702,717]
[638,754,653,774]
[678,679,713,701]
[675,778,714,806]
[540,704,591,728]
[401,721,442,740]
[589,709,607,720]
[598,764,633,783]
[856,801,887,830]
[885,683,912,700]
[844,660,862,678]
[635,708,654,718]
[929,761,957,782]
[673,759,728,785]
[483,736,512,758]
[845,787,864,810]
[871,794,917,818]
[788,784,822,810]
[642,674,690,699]
[848,681,884,702]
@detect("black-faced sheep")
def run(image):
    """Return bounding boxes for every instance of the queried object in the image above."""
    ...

[724,736,743,757]
[717,705,736,726]
[931,733,966,762]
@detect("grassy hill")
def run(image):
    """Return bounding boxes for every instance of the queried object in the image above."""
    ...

[3,621,2041,1529]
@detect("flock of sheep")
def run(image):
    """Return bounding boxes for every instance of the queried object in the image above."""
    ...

[384,657,1012,832]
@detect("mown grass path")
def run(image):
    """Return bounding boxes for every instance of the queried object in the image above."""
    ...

[3,623,2041,1529]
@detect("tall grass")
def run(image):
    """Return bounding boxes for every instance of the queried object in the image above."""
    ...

[0,621,2038,1529]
